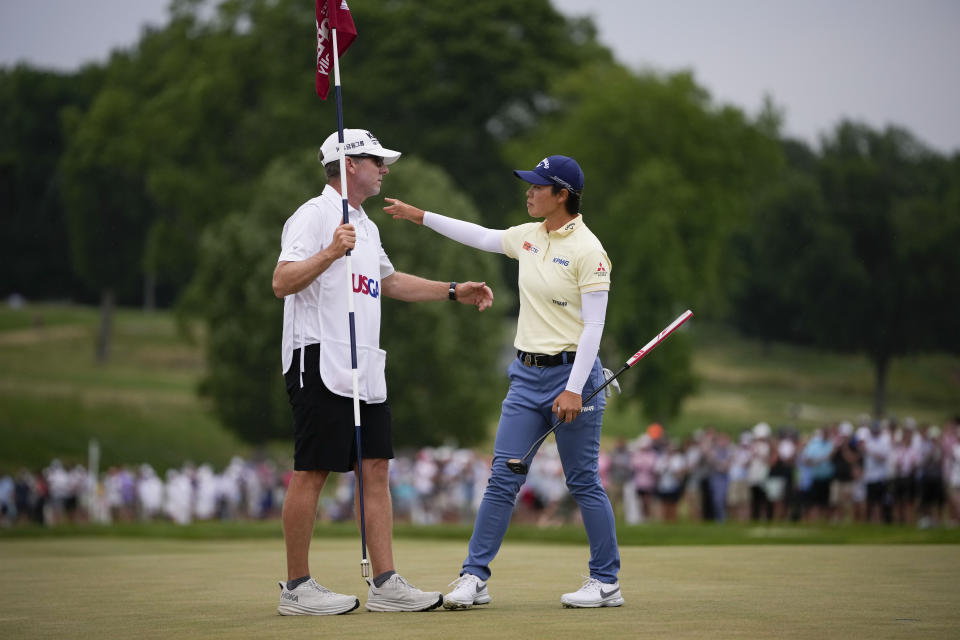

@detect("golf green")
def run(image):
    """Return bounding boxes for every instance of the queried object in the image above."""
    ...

[1,537,957,638]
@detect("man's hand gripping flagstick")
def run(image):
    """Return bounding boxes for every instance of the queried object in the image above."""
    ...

[505,310,694,475]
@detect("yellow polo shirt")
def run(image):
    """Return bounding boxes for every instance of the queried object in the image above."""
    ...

[501,214,611,354]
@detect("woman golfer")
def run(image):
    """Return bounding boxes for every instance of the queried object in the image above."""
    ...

[384,155,622,609]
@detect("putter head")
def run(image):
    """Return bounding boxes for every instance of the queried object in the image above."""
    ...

[361,558,370,578]
[505,458,529,475]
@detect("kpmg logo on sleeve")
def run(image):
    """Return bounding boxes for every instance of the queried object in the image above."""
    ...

[352,273,380,298]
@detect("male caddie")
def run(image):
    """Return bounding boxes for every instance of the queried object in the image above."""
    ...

[272,128,493,614]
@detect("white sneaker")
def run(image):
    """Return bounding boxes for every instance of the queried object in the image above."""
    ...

[365,574,443,612]
[560,577,625,608]
[443,574,491,610]
[277,578,359,615]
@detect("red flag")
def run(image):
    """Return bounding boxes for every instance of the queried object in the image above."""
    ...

[316,0,358,100]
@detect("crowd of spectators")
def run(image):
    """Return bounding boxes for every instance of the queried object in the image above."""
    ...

[2,415,959,530]
[602,415,960,528]
[0,449,490,529]
[0,457,285,528]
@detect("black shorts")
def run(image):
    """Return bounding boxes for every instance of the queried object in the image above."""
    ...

[285,345,394,472]
[866,480,888,505]
[810,478,831,507]
[920,477,944,507]
[658,489,684,504]
[893,476,916,502]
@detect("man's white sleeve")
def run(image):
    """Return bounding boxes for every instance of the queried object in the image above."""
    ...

[279,203,326,262]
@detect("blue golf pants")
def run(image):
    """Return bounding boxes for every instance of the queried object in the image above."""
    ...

[461,357,620,583]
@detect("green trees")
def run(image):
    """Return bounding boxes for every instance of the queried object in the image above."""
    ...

[60,86,156,362]
[734,122,960,415]
[811,123,960,414]
[178,154,296,444]
[0,65,101,301]
[730,167,832,347]
[341,0,612,222]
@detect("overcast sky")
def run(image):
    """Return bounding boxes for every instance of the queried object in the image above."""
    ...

[2,0,958,153]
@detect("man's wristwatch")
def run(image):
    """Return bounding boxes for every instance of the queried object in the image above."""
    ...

[448,282,457,301]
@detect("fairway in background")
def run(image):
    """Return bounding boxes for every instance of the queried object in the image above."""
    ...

[0,304,249,470]
[1,537,958,639]
[2,303,958,469]
[603,322,959,442]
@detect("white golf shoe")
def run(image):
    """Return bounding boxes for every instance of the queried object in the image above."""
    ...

[560,577,625,608]
[365,574,443,612]
[443,573,491,610]
[277,578,359,615]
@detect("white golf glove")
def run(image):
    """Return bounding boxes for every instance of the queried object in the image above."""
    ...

[602,367,621,398]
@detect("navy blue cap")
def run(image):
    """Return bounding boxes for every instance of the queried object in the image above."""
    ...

[514,155,584,194]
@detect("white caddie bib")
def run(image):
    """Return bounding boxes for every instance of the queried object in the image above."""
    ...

[317,216,389,402]
[278,185,394,402]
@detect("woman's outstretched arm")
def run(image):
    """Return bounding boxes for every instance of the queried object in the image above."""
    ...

[384,198,505,254]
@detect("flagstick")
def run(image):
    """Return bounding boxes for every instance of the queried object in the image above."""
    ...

[331,25,370,582]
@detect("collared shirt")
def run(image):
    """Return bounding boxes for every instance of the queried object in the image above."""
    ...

[278,184,395,401]
[501,214,611,354]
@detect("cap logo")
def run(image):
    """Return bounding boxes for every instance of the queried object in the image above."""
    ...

[538,158,550,169]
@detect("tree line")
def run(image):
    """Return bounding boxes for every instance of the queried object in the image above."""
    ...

[2,0,957,445]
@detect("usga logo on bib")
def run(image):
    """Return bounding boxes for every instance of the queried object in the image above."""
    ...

[352,273,380,298]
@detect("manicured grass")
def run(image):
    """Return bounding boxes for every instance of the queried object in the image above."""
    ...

[0,303,249,471]
[603,323,959,440]
[1,537,957,639]
[4,520,959,546]
[0,393,241,471]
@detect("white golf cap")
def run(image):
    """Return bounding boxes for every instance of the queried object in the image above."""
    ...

[319,128,401,165]
[752,422,771,439]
